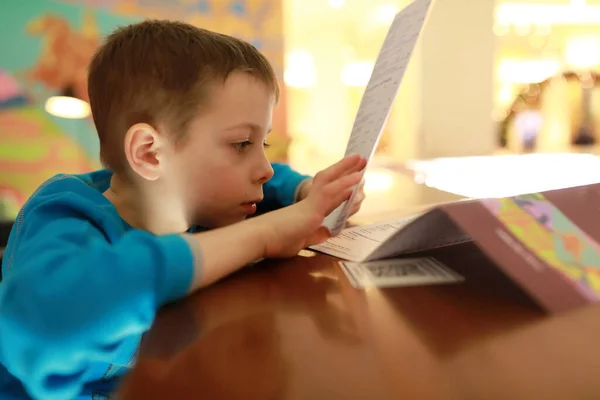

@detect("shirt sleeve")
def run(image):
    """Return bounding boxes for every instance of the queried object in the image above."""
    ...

[0,195,194,400]
[258,162,312,214]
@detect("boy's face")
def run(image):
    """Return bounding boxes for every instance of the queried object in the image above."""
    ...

[168,72,276,228]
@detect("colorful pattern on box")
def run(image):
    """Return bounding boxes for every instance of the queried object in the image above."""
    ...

[482,193,600,300]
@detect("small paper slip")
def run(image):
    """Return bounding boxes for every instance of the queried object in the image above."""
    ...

[323,0,432,235]
[339,257,464,289]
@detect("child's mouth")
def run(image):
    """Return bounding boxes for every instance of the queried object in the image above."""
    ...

[240,202,257,215]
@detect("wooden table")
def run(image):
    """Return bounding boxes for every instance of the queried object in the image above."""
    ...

[118,173,600,400]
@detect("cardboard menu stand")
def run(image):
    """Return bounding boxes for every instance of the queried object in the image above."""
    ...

[311,184,600,313]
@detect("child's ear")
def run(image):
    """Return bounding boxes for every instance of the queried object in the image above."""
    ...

[124,123,165,181]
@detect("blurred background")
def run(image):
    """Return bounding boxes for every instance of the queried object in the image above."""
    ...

[2,0,600,222]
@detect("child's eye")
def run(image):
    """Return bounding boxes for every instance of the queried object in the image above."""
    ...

[233,141,271,152]
[233,141,252,151]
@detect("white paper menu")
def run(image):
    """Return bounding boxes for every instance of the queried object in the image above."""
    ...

[323,0,433,235]
[311,208,473,262]
[312,214,421,262]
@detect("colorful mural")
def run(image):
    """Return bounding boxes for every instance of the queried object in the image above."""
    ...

[24,12,100,103]
[0,70,30,110]
[0,0,288,219]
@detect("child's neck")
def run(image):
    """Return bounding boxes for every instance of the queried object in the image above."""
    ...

[103,173,190,235]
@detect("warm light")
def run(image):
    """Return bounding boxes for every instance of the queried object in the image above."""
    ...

[515,24,531,36]
[565,37,600,69]
[407,154,600,199]
[414,172,426,184]
[364,170,394,193]
[497,59,561,84]
[491,108,508,122]
[496,3,600,25]
[328,0,344,9]
[493,23,509,36]
[341,62,373,87]
[529,35,547,49]
[534,24,551,36]
[373,4,399,24]
[299,249,317,258]
[496,84,514,106]
[44,96,91,119]
[284,49,317,88]
[340,45,356,62]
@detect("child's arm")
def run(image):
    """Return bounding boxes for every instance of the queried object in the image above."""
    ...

[0,211,194,400]
[187,155,364,289]
[0,155,364,400]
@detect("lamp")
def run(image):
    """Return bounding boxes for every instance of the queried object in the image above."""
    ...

[44,85,91,119]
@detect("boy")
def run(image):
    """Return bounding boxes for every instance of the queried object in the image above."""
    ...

[0,20,366,400]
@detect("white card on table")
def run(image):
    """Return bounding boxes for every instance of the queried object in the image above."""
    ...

[311,214,421,262]
[339,257,464,289]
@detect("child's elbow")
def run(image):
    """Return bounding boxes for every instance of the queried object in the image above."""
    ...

[0,275,91,399]
[0,312,87,400]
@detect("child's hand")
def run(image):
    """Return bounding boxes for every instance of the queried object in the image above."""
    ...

[298,173,366,217]
[260,154,366,258]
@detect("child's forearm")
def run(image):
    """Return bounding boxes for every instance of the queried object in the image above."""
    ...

[183,217,268,291]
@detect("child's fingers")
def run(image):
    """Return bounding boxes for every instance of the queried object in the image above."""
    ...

[348,156,367,174]
[322,188,354,216]
[329,171,363,196]
[321,172,363,213]
[315,154,365,184]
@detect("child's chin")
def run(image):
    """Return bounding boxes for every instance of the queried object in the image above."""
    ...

[193,210,249,229]
[213,215,248,228]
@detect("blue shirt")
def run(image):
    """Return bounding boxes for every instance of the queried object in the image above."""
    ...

[0,164,310,400]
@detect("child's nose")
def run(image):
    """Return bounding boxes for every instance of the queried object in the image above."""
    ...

[254,157,274,184]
